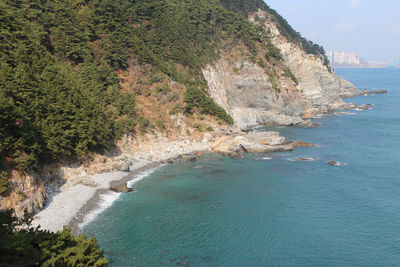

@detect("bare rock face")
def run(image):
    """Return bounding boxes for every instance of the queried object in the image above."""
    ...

[252,10,360,111]
[203,58,312,130]
[210,131,294,157]
[3,171,48,218]
[203,10,360,131]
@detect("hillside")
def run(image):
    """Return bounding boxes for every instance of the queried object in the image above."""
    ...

[0,0,359,219]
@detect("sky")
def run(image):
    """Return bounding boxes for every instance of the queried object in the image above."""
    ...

[265,0,400,64]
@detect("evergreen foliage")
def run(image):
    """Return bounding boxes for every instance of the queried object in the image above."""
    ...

[0,0,328,171]
[184,87,233,124]
[0,171,10,196]
[0,210,109,266]
[220,0,331,69]
[0,0,134,170]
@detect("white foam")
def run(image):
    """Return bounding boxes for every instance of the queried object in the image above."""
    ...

[193,165,205,169]
[79,191,121,229]
[330,161,348,166]
[257,156,272,161]
[79,166,163,230]
[127,165,163,188]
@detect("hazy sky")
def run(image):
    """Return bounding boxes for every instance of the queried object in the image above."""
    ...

[265,0,400,64]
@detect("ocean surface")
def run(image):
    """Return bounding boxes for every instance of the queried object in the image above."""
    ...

[84,68,400,266]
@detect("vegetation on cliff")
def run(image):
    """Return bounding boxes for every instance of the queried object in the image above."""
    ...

[220,0,331,68]
[0,0,330,205]
[0,210,108,266]
[1,0,272,171]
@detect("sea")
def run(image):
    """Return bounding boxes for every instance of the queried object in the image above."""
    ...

[83,68,400,266]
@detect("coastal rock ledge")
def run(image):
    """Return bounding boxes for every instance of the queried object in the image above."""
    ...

[210,131,293,157]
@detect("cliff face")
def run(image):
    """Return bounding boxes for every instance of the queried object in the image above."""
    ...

[203,10,360,130]
[203,56,313,130]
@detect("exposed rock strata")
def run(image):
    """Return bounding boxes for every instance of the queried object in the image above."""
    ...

[210,131,293,157]
[203,10,361,131]
[203,58,313,130]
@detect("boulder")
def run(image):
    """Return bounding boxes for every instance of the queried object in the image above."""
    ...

[119,161,132,172]
[109,183,133,193]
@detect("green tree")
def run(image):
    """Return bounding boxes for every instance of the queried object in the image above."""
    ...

[0,210,109,266]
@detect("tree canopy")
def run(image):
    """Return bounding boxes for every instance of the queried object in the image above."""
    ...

[0,210,109,266]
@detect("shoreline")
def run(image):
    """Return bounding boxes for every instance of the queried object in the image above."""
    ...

[30,138,212,234]
[68,162,163,235]
[68,158,192,235]
[30,100,369,234]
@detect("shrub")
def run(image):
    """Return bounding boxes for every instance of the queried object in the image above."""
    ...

[155,120,166,131]
[169,104,183,115]
[0,172,11,196]
[184,87,233,124]
[285,67,299,85]
[155,84,171,94]
[193,123,203,132]
[138,117,150,133]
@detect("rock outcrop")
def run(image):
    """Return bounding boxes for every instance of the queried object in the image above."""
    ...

[255,10,361,108]
[210,131,293,157]
[109,183,133,193]
[203,58,314,130]
[203,10,360,131]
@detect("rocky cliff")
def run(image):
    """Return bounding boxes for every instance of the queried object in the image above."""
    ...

[1,1,362,219]
[203,10,360,130]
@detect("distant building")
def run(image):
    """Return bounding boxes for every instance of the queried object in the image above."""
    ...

[326,51,369,68]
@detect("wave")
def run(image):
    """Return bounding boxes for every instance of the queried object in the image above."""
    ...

[257,156,272,161]
[127,166,163,188]
[79,166,162,230]
[79,191,121,229]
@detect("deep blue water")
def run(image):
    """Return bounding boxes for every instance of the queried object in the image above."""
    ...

[84,68,400,266]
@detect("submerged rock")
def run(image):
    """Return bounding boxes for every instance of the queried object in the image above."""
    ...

[290,157,318,162]
[290,140,316,148]
[328,160,348,166]
[355,104,374,110]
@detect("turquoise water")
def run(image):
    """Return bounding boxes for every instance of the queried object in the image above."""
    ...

[84,68,400,266]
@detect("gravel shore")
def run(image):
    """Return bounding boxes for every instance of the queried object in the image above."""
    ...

[30,138,211,233]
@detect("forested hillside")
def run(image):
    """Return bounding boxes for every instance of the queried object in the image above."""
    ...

[0,0,269,174]
[0,0,336,264]
[0,0,328,192]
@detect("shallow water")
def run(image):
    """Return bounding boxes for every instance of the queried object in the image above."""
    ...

[84,68,400,266]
